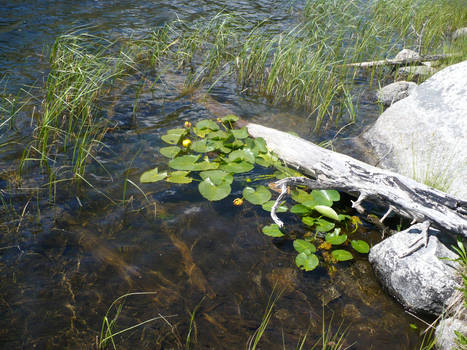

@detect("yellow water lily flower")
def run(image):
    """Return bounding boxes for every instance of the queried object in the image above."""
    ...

[233,198,243,206]
[184,121,192,128]
[182,139,192,147]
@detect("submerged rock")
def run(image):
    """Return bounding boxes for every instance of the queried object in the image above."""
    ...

[398,65,437,80]
[368,224,460,315]
[363,60,467,199]
[435,317,467,350]
[376,81,417,106]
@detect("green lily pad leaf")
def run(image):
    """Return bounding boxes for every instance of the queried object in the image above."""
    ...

[275,164,303,178]
[331,250,353,261]
[338,214,351,222]
[166,171,192,184]
[256,153,279,167]
[200,170,233,185]
[351,240,370,254]
[295,252,319,271]
[291,189,314,204]
[320,189,340,202]
[192,158,219,171]
[167,128,188,135]
[229,149,255,163]
[193,127,213,138]
[243,186,272,205]
[261,200,288,213]
[207,140,231,153]
[314,205,339,221]
[231,127,249,139]
[220,161,254,173]
[262,224,284,237]
[160,146,181,158]
[191,139,209,153]
[254,137,268,153]
[220,114,239,123]
[315,218,335,232]
[140,168,168,183]
[302,216,316,226]
[169,155,201,170]
[290,204,312,215]
[196,119,220,131]
[198,179,231,201]
[161,133,183,145]
[207,130,229,140]
[325,229,347,245]
[293,239,317,254]
[225,139,244,149]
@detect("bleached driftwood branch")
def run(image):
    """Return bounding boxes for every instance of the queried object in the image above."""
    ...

[339,54,454,68]
[243,122,467,255]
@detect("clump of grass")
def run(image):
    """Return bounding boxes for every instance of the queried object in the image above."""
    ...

[23,31,135,185]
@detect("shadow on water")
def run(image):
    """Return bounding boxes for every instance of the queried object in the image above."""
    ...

[0,1,434,349]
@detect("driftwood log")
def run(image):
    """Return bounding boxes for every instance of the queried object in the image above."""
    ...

[339,54,454,68]
[243,122,467,256]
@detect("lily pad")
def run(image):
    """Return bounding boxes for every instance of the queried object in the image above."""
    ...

[196,119,220,131]
[220,114,239,123]
[290,204,312,215]
[200,170,233,185]
[295,252,319,271]
[253,138,267,153]
[207,140,231,153]
[261,200,288,213]
[331,250,353,261]
[192,159,219,171]
[228,149,255,163]
[161,133,183,145]
[166,171,192,184]
[314,205,339,221]
[320,189,340,202]
[256,153,279,167]
[291,189,314,204]
[191,139,210,153]
[293,239,317,254]
[198,179,231,201]
[169,155,201,170]
[243,186,271,205]
[140,168,167,183]
[231,127,249,139]
[351,240,370,253]
[220,161,254,173]
[302,216,316,226]
[262,224,284,237]
[207,130,229,140]
[325,229,348,245]
[167,128,188,135]
[315,219,335,232]
[160,146,181,158]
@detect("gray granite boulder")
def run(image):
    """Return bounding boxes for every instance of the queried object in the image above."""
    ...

[435,317,467,350]
[395,48,420,60]
[452,28,467,41]
[363,60,467,199]
[377,81,417,106]
[368,224,461,315]
[398,65,437,80]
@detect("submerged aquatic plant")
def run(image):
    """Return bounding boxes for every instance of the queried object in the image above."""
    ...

[140,116,367,272]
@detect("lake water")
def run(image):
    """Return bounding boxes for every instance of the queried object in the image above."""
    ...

[0,1,426,349]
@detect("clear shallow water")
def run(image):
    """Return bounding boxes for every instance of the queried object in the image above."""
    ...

[0,1,426,349]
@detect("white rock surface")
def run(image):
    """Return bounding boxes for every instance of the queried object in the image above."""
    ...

[377,81,417,106]
[363,60,467,199]
[369,224,461,315]
[435,317,467,350]
[398,65,437,79]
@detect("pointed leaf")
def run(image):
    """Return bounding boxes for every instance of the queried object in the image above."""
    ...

[200,170,233,185]
[161,133,183,145]
[167,128,188,135]
[325,229,347,245]
[314,205,339,221]
[140,168,167,183]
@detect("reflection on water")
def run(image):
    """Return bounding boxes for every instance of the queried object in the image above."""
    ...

[0,1,427,349]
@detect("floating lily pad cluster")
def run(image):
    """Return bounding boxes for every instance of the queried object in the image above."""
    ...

[140,115,369,273]
[261,189,370,271]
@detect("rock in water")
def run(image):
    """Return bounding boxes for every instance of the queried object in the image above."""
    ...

[394,48,420,60]
[452,27,467,41]
[435,317,467,350]
[368,224,460,315]
[376,81,417,106]
[363,60,467,199]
